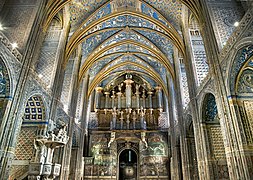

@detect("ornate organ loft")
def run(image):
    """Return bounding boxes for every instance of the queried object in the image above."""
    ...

[86,73,170,179]
[93,74,164,131]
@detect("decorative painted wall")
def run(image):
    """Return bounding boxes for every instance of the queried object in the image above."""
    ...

[0,58,10,121]
[202,93,228,179]
[35,19,62,87]
[0,0,40,52]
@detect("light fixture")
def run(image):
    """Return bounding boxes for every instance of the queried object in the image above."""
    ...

[0,23,3,31]
[234,21,239,27]
[38,74,43,78]
[11,42,18,49]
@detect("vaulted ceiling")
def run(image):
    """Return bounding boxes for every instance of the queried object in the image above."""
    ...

[55,0,188,97]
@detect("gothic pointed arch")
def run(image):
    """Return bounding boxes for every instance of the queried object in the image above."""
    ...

[0,58,11,122]
[229,44,253,145]
[201,92,229,179]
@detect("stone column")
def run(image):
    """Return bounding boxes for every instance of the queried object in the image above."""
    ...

[180,5,215,179]
[95,87,103,109]
[0,1,49,178]
[60,41,82,180]
[166,74,181,180]
[73,72,89,180]
[172,44,192,180]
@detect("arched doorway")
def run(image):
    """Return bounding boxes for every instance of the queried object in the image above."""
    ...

[119,149,137,180]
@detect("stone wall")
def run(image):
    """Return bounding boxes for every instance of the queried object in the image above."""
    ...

[0,0,40,53]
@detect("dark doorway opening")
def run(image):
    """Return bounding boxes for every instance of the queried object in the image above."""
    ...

[119,149,137,180]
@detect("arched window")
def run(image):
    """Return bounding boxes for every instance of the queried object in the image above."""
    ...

[201,93,229,179]
[202,93,218,122]
[24,95,45,121]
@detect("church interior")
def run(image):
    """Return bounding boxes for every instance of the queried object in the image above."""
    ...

[0,0,253,179]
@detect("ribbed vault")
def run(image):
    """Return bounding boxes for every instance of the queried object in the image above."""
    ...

[44,0,188,101]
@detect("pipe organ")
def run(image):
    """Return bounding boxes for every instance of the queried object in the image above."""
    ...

[94,74,164,130]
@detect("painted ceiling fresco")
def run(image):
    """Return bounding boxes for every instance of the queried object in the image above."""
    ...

[68,0,183,90]
[69,0,182,30]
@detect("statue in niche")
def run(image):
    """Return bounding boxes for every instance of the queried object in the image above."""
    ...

[108,132,116,148]
[136,84,140,92]
[47,124,69,144]
[48,131,56,141]
[120,111,124,119]
[141,132,148,148]
[111,106,117,129]
[55,124,68,143]
[91,144,101,156]
[34,139,47,164]
[140,106,146,117]
[132,110,136,119]
[118,83,123,92]
[112,106,117,118]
